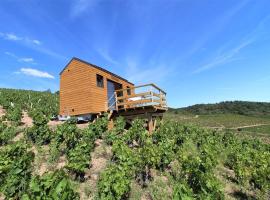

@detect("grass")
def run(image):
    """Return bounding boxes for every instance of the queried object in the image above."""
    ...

[164,112,270,143]
[241,124,270,135]
[164,112,270,129]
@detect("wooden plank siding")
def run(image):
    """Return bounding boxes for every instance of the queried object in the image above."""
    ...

[60,58,134,116]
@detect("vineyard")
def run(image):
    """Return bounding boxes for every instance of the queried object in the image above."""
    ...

[0,88,269,200]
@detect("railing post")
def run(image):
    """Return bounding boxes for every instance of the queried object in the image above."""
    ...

[114,91,118,111]
[105,101,108,111]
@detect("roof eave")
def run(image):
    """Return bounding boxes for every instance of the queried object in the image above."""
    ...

[59,57,134,85]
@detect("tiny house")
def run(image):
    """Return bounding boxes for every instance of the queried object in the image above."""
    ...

[60,57,167,131]
[60,57,134,117]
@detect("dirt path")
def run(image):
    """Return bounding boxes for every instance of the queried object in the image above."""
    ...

[12,132,24,142]
[0,106,6,118]
[48,120,63,128]
[79,139,112,199]
[229,123,270,130]
[21,111,33,127]
[207,123,270,131]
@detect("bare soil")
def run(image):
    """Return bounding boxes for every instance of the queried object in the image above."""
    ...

[12,132,24,142]
[21,111,33,127]
[30,145,51,176]
[47,120,64,129]
[79,139,112,200]
[0,106,5,118]
[230,123,270,130]
[48,120,89,129]
[77,122,90,129]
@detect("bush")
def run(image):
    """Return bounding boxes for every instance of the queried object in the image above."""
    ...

[23,170,79,200]
[0,142,34,199]
[98,164,131,200]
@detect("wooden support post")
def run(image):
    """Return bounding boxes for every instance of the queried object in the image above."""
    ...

[114,91,118,111]
[105,101,108,111]
[153,118,157,130]
[148,113,154,134]
[108,119,114,130]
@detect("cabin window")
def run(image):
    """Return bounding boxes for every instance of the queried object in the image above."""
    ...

[127,86,131,95]
[96,74,104,88]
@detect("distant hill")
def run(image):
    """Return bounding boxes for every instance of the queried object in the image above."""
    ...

[170,101,270,116]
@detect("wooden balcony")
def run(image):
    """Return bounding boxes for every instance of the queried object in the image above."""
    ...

[114,83,167,112]
[105,84,167,132]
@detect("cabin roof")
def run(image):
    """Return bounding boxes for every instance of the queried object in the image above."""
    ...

[60,57,134,85]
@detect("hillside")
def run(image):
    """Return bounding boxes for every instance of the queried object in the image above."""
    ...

[170,101,270,116]
[0,88,270,199]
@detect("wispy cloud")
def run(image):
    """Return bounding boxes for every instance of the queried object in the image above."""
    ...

[193,14,270,74]
[5,33,22,41]
[97,48,118,65]
[124,58,172,84]
[1,32,65,60]
[186,0,250,58]
[0,32,41,45]
[193,39,254,74]
[19,58,34,63]
[32,40,41,45]
[5,51,35,64]
[255,75,270,83]
[16,68,55,79]
[70,0,97,18]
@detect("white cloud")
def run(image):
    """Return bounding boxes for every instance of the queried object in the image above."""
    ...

[71,0,97,17]
[5,51,17,58]
[185,0,250,58]
[193,39,253,74]
[0,32,41,46]
[124,59,171,84]
[97,48,118,65]
[5,33,22,41]
[32,39,41,45]
[192,14,270,74]
[19,58,34,63]
[17,68,54,79]
[5,51,35,64]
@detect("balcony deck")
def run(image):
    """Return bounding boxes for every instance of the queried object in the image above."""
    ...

[106,83,167,132]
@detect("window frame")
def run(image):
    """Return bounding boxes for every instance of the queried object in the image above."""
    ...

[127,86,131,95]
[96,74,104,88]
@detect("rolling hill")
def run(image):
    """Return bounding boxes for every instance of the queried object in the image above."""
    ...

[169,101,270,116]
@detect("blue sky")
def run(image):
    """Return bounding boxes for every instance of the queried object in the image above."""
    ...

[0,0,270,108]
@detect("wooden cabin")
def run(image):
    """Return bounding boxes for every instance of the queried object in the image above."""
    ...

[60,57,167,131]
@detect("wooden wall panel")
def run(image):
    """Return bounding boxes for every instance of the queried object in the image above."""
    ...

[60,59,134,116]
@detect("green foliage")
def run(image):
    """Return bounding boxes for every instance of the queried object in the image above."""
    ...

[0,88,59,118]
[25,110,52,145]
[171,101,270,116]
[99,119,270,199]
[123,119,148,146]
[0,123,17,145]
[1,88,270,199]
[104,116,126,145]
[0,142,34,199]
[53,119,81,151]
[66,140,93,180]
[225,139,270,192]
[32,110,49,126]
[23,170,79,200]
[88,115,109,139]
[49,118,106,180]
[112,140,140,175]
[5,106,22,125]
[173,182,195,200]
[98,164,131,200]
[26,125,51,145]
